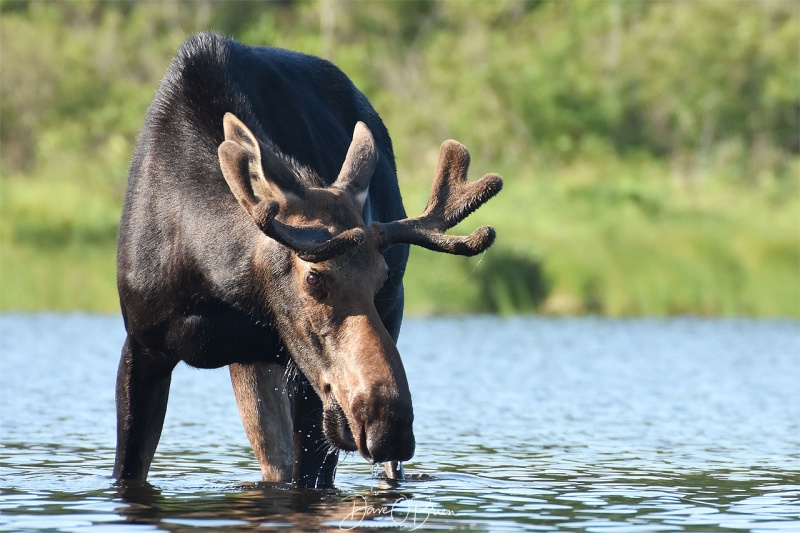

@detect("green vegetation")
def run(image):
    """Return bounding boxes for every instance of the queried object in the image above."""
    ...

[1,0,798,316]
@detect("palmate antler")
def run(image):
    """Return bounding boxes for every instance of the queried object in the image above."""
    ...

[374,140,503,256]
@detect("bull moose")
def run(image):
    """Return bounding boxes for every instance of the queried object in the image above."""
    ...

[114,32,502,487]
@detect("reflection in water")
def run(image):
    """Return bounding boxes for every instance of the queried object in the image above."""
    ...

[111,478,434,531]
[1,315,798,531]
[114,481,328,529]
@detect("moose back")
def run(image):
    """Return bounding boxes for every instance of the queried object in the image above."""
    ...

[115,32,502,487]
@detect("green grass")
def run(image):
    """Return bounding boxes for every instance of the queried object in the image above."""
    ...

[1,1,798,317]
[0,152,800,316]
[402,156,800,317]
[0,177,120,312]
[2,154,798,316]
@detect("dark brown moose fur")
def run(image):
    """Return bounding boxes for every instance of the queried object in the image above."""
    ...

[114,32,502,487]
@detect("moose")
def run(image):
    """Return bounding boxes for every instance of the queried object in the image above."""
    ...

[114,32,502,487]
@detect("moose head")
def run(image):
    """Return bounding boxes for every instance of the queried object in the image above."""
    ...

[218,112,502,465]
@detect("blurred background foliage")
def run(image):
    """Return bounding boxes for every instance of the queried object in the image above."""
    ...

[0,0,798,315]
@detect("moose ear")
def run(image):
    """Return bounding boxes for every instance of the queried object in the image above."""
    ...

[332,121,377,210]
[218,113,267,214]
[219,136,259,217]
[220,113,306,214]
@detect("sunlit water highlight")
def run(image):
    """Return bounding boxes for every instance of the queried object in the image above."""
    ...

[1,314,798,532]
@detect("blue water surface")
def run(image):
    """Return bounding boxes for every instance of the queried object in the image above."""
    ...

[1,314,798,532]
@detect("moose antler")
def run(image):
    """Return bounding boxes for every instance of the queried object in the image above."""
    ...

[250,200,366,263]
[374,140,502,256]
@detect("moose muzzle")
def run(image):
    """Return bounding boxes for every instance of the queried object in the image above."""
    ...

[321,313,415,464]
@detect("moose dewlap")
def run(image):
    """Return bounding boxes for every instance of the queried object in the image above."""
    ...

[114,32,502,487]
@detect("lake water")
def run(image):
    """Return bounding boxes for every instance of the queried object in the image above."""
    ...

[1,314,798,532]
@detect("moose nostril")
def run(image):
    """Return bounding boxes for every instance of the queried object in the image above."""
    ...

[349,389,415,463]
[365,421,415,464]
[322,383,332,395]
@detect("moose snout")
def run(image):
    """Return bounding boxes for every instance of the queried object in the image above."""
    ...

[350,390,415,464]
[324,313,415,464]
[363,415,415,464]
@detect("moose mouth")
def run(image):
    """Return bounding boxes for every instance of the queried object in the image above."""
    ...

[322,400,359,453]
[319,390,416,464]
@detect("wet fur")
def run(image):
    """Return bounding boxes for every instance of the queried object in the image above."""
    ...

[115,33,409,486]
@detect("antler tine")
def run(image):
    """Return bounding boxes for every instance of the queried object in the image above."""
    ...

[424,141,499,229]
[374,140,503,257]
[252,200,366,263]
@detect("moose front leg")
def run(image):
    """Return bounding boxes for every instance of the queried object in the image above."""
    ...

[229,362,293,482]
[113,336,175,481]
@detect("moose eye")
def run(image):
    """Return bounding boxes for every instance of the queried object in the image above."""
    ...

[305,271,324,289]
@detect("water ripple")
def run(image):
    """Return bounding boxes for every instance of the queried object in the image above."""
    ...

[1,315,798,531]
